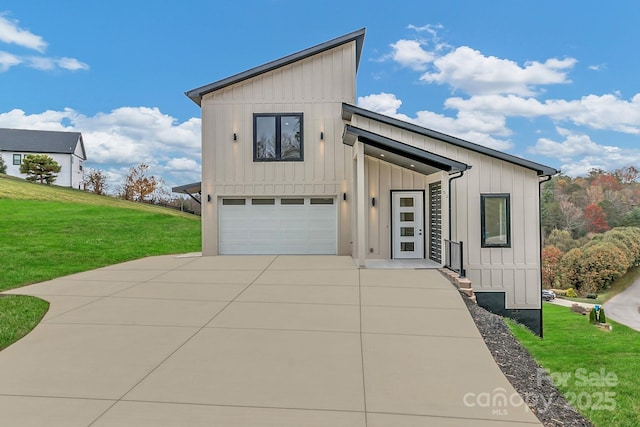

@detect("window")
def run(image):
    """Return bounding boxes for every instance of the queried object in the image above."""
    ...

[222,199,246,206]
[481,194,511,248]
[254,113,303,161]
[13,154,21,165]
[281,198,305,205]
[251,198,275,205]
[310,198,334,205]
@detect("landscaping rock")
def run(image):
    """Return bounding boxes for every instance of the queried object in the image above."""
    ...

[462,295,593,427]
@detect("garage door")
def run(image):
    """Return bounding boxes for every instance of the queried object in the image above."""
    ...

[219,197,337,255]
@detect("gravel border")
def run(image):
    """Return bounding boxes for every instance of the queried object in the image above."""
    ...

[463,295,593,426]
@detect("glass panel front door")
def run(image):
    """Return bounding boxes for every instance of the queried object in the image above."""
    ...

[392,191,425,259]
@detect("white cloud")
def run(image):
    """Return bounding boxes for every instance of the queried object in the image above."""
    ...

[529,128,620,162]
[0,50,20,71]
[57,57,89,71]
[0,14,46,52]
[0,107,201,190]
[420,46,576,96]
[357,92,513,151]
[166,157,200,171]
[528,128,640,176]
[390,39,434,71]
[357,92,403,116]
[445,92,640,135]
[0,13,88,73]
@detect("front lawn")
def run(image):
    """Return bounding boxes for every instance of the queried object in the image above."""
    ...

[0,295,49,351]
[0,199,201,292]
[508,304,640,427]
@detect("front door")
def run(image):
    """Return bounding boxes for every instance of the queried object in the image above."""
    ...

[392,191,425,259]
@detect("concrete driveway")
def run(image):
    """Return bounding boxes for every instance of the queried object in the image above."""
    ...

[0,255,541,426]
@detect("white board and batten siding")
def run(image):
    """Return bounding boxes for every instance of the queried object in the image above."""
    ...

[200,42,357,256]
[351,115,542,310]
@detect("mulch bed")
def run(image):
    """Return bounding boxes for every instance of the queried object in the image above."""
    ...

[462,295,593,426]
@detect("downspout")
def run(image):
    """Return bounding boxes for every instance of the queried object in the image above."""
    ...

[448,169,467,277]
[448,170,466,241]
[538,174,553,338]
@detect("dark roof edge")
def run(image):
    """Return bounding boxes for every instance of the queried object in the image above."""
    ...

[344,125,470,174]
[77,134,87,160]
[186,28,366,106]
[342,103,559,177]
[172,181,202,193]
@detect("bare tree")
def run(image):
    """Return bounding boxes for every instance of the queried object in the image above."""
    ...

[120,163,166,202]
[83,168,108,195]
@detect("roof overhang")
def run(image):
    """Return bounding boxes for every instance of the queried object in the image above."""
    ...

[172,182,202,194]
[343,103,558,177]
[343,125,470,176]
[186,28,366,106]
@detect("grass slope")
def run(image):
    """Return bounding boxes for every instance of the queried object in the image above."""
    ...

[0,176,201,291]
[0,175,201,350]
[508,304,640,427]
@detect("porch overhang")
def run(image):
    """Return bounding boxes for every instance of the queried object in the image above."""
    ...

[172,181,202,204]
[342,125,470,175]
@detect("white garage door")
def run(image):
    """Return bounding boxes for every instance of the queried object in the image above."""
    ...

[219,197,337,255]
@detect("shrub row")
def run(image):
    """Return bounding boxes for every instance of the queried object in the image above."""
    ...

[544,227,640,294]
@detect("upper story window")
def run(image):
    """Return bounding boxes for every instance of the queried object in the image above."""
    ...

[481,194,511,248]
[13,154,21,165]
[254,113,303,161]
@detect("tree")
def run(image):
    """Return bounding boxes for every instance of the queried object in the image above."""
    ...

[83,168,108,195]
[19,154,61,184]
[546,229,579,253]
[621,208,640,227]
[558,197,585,236]
[0,152,6,174]
[120,162,166,202]
[557,248,584,291]
[580,242,627,292]
[614,165,639,184]
[542,246,563,288]
[584,204,609,233]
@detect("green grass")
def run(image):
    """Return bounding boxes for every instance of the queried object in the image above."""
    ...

[508,304,640,427]
[0,295,49,351]
[559,266,640,305]
[0,176,201,292]
[0,175,201,349]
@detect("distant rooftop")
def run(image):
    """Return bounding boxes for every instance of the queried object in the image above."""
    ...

[0,128,86,159]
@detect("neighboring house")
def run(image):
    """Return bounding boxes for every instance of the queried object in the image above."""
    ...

[0,128,87,188]
[179,28,558,335]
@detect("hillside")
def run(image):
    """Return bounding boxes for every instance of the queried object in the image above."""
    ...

[0,175,201,291]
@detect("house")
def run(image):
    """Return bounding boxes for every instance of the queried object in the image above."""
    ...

[180,28,557,335]
[0,128,87,188]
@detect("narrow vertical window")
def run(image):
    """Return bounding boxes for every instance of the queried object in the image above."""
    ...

[13,154,21,165]
[481,194,511,248]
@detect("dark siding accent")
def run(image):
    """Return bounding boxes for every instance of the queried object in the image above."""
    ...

[475,291,543,337]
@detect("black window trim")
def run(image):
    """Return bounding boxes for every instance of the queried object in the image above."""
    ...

[480,193,511,248]
[13,153,21,165]
[253,113,304,162]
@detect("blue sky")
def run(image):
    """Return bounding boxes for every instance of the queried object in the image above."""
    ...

[1,1,639,189]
